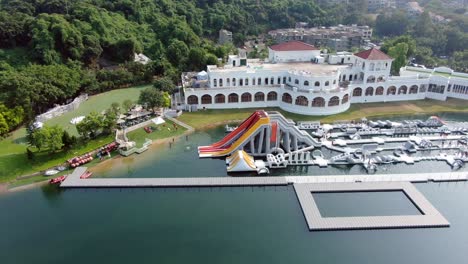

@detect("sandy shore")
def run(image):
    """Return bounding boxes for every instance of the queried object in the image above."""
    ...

[3,181,48,193]
[0,183,7,194]
[90,129,194,174]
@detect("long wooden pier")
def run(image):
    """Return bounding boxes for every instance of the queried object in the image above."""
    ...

[60,167,468,188]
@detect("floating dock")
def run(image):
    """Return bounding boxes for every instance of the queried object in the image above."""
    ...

[61,167,460,231]
[61,167,468,188]
[293,182,450,231]
[60,170,287,188]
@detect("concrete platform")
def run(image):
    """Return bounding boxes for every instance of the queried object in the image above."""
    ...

[293,182,450,231]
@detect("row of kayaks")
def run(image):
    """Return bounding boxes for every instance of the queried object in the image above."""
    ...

[48,171,92,184]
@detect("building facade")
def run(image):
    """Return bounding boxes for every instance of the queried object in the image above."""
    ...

[181,41,468,116]
[218,29,233,45]
[268,25,372,52]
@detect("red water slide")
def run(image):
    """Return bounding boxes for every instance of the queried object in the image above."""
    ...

[198,111,261,152]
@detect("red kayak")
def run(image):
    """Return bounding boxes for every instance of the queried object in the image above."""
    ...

[49,175,67,184]
[80,171,93,179]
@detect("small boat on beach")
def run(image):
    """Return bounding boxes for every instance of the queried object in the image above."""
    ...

[80,171,93,179]
[49,175,67,184]
[44,169,59,176]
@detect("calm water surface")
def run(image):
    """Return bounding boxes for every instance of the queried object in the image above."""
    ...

[1,113,468,264]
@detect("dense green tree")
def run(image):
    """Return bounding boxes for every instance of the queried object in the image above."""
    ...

[388,43,409,75]
[0,63,82,114]
[381,36,416,58]
[138,88,165,112]
[62,130,75,149]
[413,47,436,66]
[205,53,218,66]
[27,125,64,152]
[47,125,64,152]
[0,11,32,47]
[110,102,121,116]
[95,68,134,93]
[82,35,103,66]
[166,39,189,67]
[26,147,34,160]
[375,11,409,36]
[445,29,468,54]
[107,38,142,62]
[0,104,24,130]
[187,47,207,71]
[76,111,103,139]
[102,110,117,134]
[413,12,434,38]
[122,99,134,112]
[450,50,468,72]
[0,113,9,137]
[161,91,171,108]
[153,77,175,93]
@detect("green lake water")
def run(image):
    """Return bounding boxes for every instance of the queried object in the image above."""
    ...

[1,113,468,264]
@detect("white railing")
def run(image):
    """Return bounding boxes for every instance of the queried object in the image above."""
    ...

[36,94,88,122]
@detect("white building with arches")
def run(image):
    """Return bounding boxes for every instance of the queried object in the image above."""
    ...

[181,41,468,116]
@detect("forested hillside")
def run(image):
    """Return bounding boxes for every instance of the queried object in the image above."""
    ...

[0,0,366,136]
[0,0,466,137]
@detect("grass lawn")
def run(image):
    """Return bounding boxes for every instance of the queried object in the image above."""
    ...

[0,84,151,183]
[45,84,151,136]
[0,133,114,183]
[406,68,468,79]
[126,120,187,146]
[177,98,468,129]
[0,128,28,156]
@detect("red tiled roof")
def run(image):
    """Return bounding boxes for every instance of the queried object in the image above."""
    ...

[269,41,318,51]
[354,48,392,60]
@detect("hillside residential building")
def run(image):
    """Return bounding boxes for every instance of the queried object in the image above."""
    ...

[406,1,424,16]
[218,29,233,45]
[268,25,372,52]
[181,41,468,116]
[317,0,395,12]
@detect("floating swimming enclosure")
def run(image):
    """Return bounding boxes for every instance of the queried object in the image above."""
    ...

[293,182,450,231]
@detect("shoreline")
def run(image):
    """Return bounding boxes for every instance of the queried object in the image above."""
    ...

[90,129,194,174]
[196,119,243,131]
[4,108,468,192]
[5,129,196,192]
[6,181,48,193]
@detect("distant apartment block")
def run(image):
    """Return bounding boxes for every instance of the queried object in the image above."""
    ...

[406,1,424,17]
[367,0,395,12]
[317,0,395,12]
[395,0,410,9]
[268,25,372,52]
[317,0,349,5]
[404,2,450,23]
[218,29,233,45]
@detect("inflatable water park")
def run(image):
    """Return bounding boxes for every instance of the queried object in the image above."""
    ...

[198,111,468,174]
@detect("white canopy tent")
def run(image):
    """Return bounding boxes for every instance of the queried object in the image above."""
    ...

[152,116,165,125]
